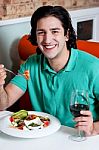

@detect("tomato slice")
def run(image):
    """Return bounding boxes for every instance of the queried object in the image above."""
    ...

[43,121,50,127]
[18,125,24,130]
[9,116,14,122]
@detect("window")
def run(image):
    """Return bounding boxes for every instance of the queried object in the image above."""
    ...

[77,20,93,40]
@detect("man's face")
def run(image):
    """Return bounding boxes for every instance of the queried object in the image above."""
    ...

[36,16,68,59]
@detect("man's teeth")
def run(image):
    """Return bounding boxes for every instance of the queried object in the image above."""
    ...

[44,45,55,49]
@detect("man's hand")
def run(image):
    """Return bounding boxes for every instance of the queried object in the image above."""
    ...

[74,110,94,136]
[0,64,6,86]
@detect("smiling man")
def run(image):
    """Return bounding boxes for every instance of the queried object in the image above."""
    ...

[36,16,70,72]
[0,5,99,136]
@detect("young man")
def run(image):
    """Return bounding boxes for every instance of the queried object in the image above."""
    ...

[0,5,99,136]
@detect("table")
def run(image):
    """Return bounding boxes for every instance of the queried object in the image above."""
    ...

[0,111,99,150]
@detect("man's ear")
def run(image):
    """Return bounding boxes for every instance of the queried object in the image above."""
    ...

[65,29,69,41]
[65,36,69,41]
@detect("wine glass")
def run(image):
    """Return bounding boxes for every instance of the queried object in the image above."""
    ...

[69,90,89,142]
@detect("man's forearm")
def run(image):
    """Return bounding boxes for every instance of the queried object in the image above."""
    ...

[0,86,9,110]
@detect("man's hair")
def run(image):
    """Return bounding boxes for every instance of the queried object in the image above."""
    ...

[29,5,77,53]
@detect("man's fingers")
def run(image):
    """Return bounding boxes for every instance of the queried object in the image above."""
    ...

[80,110,92,116]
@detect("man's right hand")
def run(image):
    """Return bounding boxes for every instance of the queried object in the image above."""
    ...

[0,64,7,86]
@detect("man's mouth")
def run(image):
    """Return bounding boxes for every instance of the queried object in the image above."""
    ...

[43,45,56,50]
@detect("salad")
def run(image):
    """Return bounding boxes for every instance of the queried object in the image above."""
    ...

[9,110,50,130]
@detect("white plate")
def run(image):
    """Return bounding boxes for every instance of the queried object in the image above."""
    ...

[0,111,61,138]
[0,111,12,119]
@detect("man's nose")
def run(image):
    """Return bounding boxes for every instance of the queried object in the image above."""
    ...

[44,33,52,44]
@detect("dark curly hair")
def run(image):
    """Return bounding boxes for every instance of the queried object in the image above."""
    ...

[29,5,77,54]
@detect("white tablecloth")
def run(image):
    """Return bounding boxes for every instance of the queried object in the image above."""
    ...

[0,111,99,150]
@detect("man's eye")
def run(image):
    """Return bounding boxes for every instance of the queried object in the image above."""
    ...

[37,31,45,36]
[52,30,59,34]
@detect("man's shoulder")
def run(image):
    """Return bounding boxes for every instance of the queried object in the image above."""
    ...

[73,48,99,73]
[26,53,43,63]
[77,49,99,63]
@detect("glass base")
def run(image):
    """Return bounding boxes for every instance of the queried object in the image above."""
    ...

[69,134,86,142]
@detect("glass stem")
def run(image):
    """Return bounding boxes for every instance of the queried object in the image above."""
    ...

[78,130,82,137]
[78,130,85,137]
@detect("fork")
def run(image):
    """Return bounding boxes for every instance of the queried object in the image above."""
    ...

[5,68,24,77]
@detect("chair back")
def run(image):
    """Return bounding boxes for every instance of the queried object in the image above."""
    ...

[18,35,37,61]
[18,35,99,61]
[77,40,99,58]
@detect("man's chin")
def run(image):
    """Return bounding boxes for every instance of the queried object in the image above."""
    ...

[45,54,57,60]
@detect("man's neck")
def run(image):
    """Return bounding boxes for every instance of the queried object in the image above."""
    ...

[48,50,70,72]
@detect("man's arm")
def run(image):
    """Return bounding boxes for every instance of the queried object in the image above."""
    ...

[0,83,24,110]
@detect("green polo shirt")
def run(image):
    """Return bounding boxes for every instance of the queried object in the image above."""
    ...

[10,48,99,127]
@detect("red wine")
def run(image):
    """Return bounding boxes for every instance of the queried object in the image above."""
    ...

[70,104,89,117]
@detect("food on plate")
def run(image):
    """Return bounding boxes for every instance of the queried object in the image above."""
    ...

[23,70,30,80]
[9,110,50,130]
